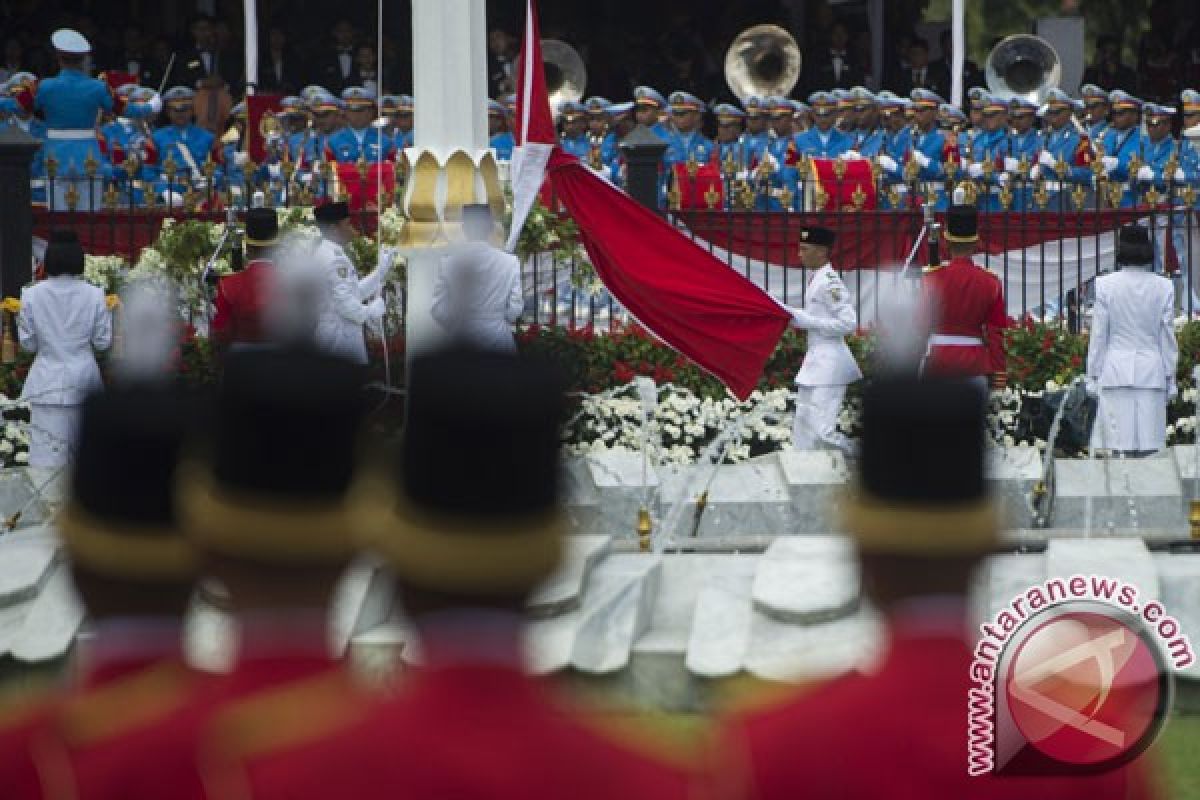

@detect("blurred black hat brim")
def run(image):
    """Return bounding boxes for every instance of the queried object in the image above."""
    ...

[840,489,999,555]
[352,474,566,594]
[58,505,198,581]
[178,463,359,565]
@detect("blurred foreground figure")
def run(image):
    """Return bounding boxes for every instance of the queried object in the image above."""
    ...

[1086,225,1178,456]
[216,348,698,800]
[431,205,524,354]
[713,376,1158,800]
[0,381,200,800]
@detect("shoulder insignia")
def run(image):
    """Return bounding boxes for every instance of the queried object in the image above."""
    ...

[922,264,943,274]
[54,662,196,748]
[204,671,370,763]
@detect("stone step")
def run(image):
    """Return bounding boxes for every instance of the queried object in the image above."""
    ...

[752,536,860,625]
[9,561,84,663]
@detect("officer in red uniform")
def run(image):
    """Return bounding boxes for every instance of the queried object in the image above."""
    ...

[712,376,1158,800]
[206,347,699,800]
[23,380,203,800]
[211,209,279,348]
[21,350,374,800]
[922,204,1008,388]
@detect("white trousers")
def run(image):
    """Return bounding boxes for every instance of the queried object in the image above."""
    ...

[29,403,82,468]
[793,385,851,452]
[1090,387,1167,453]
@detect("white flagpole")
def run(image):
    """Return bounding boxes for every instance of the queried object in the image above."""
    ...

[243,0,258,93]
[951,0,965,107]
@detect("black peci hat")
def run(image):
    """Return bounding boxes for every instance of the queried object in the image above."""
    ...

[178,348,368,564]
[43,229,85,277]
[313,200,350,224]
[1117,224,1154,266]
[244,208,279,247]
[356,346,567,594]
[841,376,998,554]
[800,226,836,248]
[944,204,979,244]
[58,385,199,581]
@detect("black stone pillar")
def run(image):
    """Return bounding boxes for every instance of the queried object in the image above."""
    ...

[0,126,40,299]
[618,125,668,214]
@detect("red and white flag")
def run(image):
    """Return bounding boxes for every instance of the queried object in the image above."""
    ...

[505,0,557,252]
[506,0,792,399]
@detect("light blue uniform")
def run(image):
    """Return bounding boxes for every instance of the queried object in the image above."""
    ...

[1004,128,1043,210]
[490,131,515,160]
[1039,123,1095,207]
[150,124,219,196]
[878,126,912,209]
[1101,125,1147,208]
[34,68,112,208]
[326,127,395,164]
[560,132,591,161]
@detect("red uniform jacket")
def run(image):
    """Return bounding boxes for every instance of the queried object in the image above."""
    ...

[52,649,347,800]
[211,261,275,346]
[715,616,1158,800]
[0,651,200,800]
[923,256,1007,378]
[218,663,698,800]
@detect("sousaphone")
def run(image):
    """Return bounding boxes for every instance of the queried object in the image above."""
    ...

[725,24,802,101]
[542,39,587,113]
[985,34,1061,104]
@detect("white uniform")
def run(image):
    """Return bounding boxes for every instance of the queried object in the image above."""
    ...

[1086,266,1178,453]
[789,264,862,451]
[17,276,112,467]
[313,238,387,365]
[431,242,524,354]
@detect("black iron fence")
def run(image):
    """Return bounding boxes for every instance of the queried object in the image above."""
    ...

[27,159,1200,332]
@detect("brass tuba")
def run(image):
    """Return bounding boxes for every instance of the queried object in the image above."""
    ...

[985,34,1061,104]
[542,39,587,113]
[725,24,802,101]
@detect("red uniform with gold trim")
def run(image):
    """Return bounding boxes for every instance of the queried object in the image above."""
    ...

[714,613,1159,800]
[212,260,275,346]
[212,640,697,800]
[923,256,1007,380]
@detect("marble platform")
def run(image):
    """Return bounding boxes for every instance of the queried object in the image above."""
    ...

[4,523,1196,713]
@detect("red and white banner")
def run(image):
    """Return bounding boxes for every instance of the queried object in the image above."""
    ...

[505,0,557,252]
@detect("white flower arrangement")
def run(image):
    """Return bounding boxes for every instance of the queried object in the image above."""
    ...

[83,255,128,294]
[0,395,31,469]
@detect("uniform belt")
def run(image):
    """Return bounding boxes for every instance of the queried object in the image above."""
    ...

[46,129,97,141]
[929,334,984,346]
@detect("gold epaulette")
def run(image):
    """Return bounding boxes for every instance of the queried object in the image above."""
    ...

[922,264,944,274]
[54,662,196,748]
[204,670,372,763]
[565,701,705,772]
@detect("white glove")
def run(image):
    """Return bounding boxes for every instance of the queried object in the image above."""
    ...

[1030,165,1041,181]
[1168,382,1179,402]
[1038,151,1057,169]
[366,297,386,321]
[790,307,816,330]
[911,151,931,169]
[193,177,209,190]
[877,154,898,173]
[1175,167,1187,182]
[379,247,399,272]
[267,163,282,180]
[842,150,864,161]
[967,162,984,179]
[234,152,250,167]
[997,172,1010,186]
[1136,165,1155,182]
[1003,157,1020,173]
[1085,378,1099,398]
[148,94,163,114]
[1101,155,1119,174]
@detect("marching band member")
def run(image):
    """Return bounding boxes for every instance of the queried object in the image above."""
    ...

[35,29,112,210]
[150,86,223,204]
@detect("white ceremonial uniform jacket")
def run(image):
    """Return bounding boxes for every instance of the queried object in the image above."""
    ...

[313,238,386,365]
[790,264,862,387]
[17,276,112,406]
[431,242,524,354]
[1086,266,1178,390]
